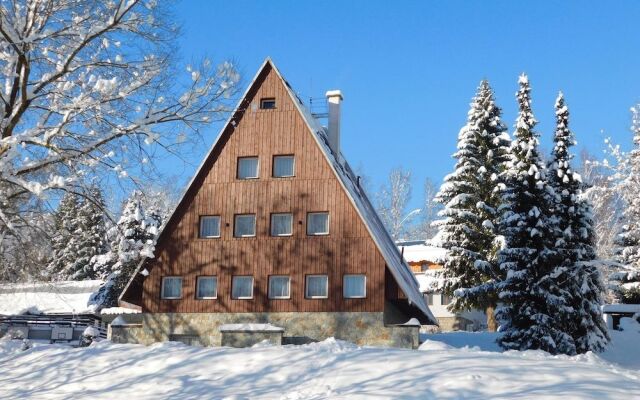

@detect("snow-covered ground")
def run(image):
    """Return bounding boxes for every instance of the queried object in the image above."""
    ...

[423,328,640,370]
[1,328,640,399]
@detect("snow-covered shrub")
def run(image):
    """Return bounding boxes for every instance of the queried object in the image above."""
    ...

[80,326,101,347]
[89,191,162,308]
[20,339,32,351]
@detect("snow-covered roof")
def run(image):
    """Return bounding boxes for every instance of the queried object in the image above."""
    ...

[602,304,640,313]
[415,270,444,293]
[120,58,436,324]
[100,307,141,315]
[399,243,447,264]
[272,62,435,324]
[0,280,102,315]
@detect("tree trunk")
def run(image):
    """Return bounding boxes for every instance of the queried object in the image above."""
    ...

[486,305,498,332]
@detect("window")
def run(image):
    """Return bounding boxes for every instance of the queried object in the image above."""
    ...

[442,293,454,305]
[196,276,217,299]
[271,213,293,236]
[273,155,295,177]
[343,274,366,298]
[234,214,256,237]
[237,157,259,179]
[232,276,254,299]
[199,216,220,238]
[425,293,435,306]
[307,212,329,235]
[268,275,290,299]
[260,97,276,109]
[161,277,182,299]
[305,275,328,299]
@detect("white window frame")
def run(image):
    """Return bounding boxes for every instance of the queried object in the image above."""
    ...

[237,156,259,179]
[196,276,218,299]
[161,276,182,300]
[231,276,254,300]
[270,213,293,237]
[234,214,256,238]
[272,155,295,178]
[199,215,221,238]
[343,274,366,299]
[305,274,329,299]
[268,275,291,299]
[306,212,330,236]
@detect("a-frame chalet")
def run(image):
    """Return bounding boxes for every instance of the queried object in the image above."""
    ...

[117,59,436,348]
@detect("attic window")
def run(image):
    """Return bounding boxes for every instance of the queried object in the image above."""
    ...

[260,98,276,109]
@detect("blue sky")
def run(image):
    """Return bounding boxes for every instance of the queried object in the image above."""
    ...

[171,1,640,210]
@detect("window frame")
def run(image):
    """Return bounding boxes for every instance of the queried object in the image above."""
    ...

[343,274,367,299]
[199,215,221,239]
[306,212,330,236]
[305,274,329,299]
[236,156,259,180]
[272,155,295,178]
[161,276,183,300]
[260,97,276,109]
[270,212,293,237]
[195,276,218,300]
[268,275,291,299]
[231,275,254,300]
[425,292,435,306]
[234,214,257,238]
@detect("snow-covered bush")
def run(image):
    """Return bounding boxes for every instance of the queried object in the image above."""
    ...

[80,326,101,347]
[89,191,162,308]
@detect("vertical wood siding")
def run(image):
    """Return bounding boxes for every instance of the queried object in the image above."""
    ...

[141,64,390,313]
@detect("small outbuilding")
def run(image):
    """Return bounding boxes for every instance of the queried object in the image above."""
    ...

[0,280,105,344]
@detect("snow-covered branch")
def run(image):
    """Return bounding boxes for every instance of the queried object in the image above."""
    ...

[0,0,239,255]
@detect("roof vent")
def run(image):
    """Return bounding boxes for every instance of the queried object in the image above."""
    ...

[325,90,343,157]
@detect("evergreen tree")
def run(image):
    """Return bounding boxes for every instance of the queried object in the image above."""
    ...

[547,92,609,353]
[68,187,108,280]
[434,80,511,331]
[46,192,82,280]
[612,105,640,303]
[496,75,576,355]
[90,191,161,307]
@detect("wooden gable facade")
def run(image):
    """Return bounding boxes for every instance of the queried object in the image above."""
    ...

[121,59,433,322]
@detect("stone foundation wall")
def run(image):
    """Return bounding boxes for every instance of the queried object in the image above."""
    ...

[108,312,419,349]
[108,324,146,344]
[221,331,283,347]
[436,316,474,332]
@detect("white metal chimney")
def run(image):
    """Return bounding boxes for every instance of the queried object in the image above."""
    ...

[325,90,343,156]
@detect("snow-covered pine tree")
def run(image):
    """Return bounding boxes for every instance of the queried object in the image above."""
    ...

[68,187,108,280]
[433,80,511,331]
[612,105,640,303]
[547,92,609,353]
[496,75,576,355]
[45,192,82,281]
[90,191,161,308]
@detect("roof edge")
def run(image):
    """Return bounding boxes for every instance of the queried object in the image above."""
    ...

[120,57,275,304]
